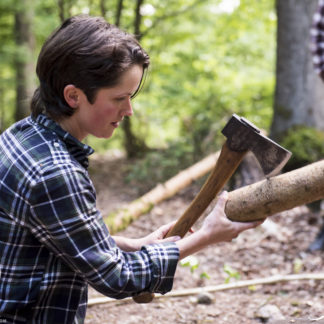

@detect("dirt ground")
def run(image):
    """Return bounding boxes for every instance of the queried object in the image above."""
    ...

[85,152,324,324]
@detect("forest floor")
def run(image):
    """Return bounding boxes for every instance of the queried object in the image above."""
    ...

[85,152,324,324]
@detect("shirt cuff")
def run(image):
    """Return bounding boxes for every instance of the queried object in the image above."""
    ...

[140,242,179,295]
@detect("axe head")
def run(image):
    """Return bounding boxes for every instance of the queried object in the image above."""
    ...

[222,114,292,177]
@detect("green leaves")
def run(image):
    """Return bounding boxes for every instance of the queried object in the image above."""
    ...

[223,263,241,283]
[0,0,276,151]
[180,255,200,273]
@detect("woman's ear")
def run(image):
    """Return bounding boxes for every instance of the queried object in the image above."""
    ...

[63,84,80,109]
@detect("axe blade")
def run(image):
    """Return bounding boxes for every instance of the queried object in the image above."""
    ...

[222,114,292,177]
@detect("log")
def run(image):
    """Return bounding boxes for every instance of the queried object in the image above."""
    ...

[104,151,220,234]
[226,159,324,222]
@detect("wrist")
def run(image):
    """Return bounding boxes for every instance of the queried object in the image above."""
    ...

[176,229,209,260]
[195,227,211,248]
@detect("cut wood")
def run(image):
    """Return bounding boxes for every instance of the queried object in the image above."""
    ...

[104,151,220,234]
[88,272,324,306]
[226,159,324,222]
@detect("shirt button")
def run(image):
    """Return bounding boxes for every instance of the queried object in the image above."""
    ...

[54,142,60,148]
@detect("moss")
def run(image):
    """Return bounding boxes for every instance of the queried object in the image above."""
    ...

[280,126,324,172]
[103,200,155,234]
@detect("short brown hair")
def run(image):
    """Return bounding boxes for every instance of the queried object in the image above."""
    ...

[31,15,150,120]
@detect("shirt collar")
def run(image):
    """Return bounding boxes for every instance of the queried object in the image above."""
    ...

[33,114,94,168]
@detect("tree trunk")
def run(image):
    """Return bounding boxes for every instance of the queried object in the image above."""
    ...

[134,0,144,40]
[120,0,148,158]
[226,159,324,222]
[271,0,324,139]
[115,0,123,26]
[58,0,65,22]
[14,0,35,121]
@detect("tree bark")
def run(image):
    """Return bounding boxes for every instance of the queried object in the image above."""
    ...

[226,159,324,222]
[14,0,35,121]
[271,0,324,139]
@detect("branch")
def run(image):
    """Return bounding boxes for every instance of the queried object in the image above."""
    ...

[88,273,324,306]
[141,0,209,39]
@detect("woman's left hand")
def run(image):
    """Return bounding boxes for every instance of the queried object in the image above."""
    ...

[112,221,181,252]
[140,221,181,246]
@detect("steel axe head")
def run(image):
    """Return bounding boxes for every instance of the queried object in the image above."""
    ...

[222,114,292,177]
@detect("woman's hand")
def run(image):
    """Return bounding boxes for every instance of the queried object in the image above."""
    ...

[114,191,262,255]
[200,191,263,244]
[112,221,180,252]
[139,221,181,246]
[176,191,263,259]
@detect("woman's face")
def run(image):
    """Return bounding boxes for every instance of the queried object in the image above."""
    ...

[62,64,144,141]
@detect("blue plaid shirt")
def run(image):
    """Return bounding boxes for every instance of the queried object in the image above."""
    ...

[312,0,324,78]
[0,115,179,324]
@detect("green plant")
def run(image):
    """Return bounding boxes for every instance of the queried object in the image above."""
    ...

[124,140,195,194]
[180,256,200,273]
[223,264,241,283]
[179,256,210,279]
[280,126,324,171]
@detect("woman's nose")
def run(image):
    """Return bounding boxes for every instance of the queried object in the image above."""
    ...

[123,98,133,117]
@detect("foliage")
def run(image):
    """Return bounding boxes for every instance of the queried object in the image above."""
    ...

[179,255,210,279]
[137,0,276,155]
[180,255,200,273]
[0,0,276,159]
[124,139,196,194]
[280,126,324,172]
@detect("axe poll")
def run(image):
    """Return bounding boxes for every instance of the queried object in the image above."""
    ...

[133,114,291,304]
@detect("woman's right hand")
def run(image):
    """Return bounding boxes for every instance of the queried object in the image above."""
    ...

[200,191,263,244]
[175,191,263,259]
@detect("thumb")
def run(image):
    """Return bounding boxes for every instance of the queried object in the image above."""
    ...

[161,236,182,243]
[216,191,229,208]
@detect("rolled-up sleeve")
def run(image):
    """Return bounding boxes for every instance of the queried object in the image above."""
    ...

[27,163,179,299]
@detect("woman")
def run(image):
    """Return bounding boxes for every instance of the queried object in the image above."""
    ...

[0,15,261,324]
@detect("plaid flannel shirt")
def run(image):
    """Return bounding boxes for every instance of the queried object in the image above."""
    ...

[0,115,179,324]
[311,0,324,79]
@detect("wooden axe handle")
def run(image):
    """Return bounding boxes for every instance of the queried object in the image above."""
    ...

[133,141,247,304]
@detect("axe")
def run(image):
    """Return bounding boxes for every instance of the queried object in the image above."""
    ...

[133,114,291,303]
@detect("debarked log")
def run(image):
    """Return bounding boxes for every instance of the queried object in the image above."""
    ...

[226,159,324,222]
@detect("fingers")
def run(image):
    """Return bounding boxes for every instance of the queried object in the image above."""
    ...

[159,221,176,237]
[233,219,264,236]
[161,235,182,243]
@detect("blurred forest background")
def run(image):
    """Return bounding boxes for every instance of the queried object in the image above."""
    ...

[0,0,323,185]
